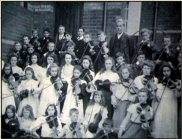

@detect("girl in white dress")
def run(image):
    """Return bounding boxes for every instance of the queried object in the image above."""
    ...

[61,65,87,124]
[151,62,181,138]
[17,67,40,118]
[83,90,108,138]
[30,103,62,138]
[93,57,120,119]
[38,63,66,116]
[18,105,35,137]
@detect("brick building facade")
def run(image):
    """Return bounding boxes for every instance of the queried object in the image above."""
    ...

[1,1,181,61]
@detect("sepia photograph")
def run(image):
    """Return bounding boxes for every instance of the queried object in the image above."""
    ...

[1,1,181,138]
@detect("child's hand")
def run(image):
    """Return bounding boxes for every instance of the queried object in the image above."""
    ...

[111,95,117,108]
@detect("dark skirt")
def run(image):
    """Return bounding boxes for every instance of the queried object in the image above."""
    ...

[121,121,147,138]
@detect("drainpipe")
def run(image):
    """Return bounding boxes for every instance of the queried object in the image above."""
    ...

[103,2,107,32]
[153,2,158,42]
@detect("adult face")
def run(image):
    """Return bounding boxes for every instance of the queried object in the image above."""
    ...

[58,26,65,35]
[116,21,124,34]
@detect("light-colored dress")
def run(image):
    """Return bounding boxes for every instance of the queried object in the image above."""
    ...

[83,103,108,138]
[17,79,39,118]
[18,117,34,131]
[29,115,62,138]
[2,80,16,115]
[61,79,87,124]
[151,83,179,138]
[38,76,61,116]
[61,64,74,82]
[12,65,24,76]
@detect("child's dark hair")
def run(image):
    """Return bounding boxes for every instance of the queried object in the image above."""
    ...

[137,87,149,96]
[66,41,76,49]
[78,27,85,32]
[32,29,38,34]
[137,51,145,57]
[73,65,83,73]
[115,52,124,59]
[9,54,18,63]
[163,35,171,42]
[30,52,41,65]
[4,105,16,119]
[90,90,106,106]
[119,65,131,78]
[84,32,92,38]
[45,103,58,116]
[14,41,21,47]
[81,55,94,71]
[25,67,38,81]
[69,108,79,116]
[23,35,30,40]
[140,28,150,35]
[20,104,35,120]
[97,31,105,36]
[43,28,50,33]
[2,62,13,76]
[59,25,65,29]
[103,118,113,127]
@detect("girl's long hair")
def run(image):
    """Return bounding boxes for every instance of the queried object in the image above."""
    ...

[4,105,16,119]
[45,103,58,116]
[25,67,37,81]
[47,63,60,77]
[81,55,94,71]
[99,57,116,74]
[20,104,35,120]
[2,63,13,81]
[89,90,106,106]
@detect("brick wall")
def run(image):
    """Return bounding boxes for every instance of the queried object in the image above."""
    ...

[2,2,33,61]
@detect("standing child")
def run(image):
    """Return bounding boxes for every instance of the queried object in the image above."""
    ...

[110,66,138,132]
[61,65,87,124]
[17,67,40,118]
[39,63,67,116]
[83,91,108,138]
[30,103,62,138]
[94,118,118,138]
[118,88,154,138]
[30,29,41,55]
[21,35,30,61]
[59,108,86,138]
[93,57,120,119]
[9,54,24,77]
[151,62,181,138]
[2,105,19,138]
[94,31,110,73]
[17,105,36,138]
[60,52,75,82]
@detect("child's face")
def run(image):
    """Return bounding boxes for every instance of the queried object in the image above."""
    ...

[142,65,151,75]
[105,59,113,70]
[26,70,33,80]
[103,124,111,133]
[31,55,38,64]
[15,43,22,51]
[10,57,17,66]
[48,43,55,52]
[4,66,11,75]
[138,92,148,104]
[50,67,58,77]
[141,32,150,41]
[163,67,171,78]
[23,109,30,119]
[98,33,106,42]
[137,55,145,64]
[28,47,34,54]
[73,69,81,78]
[163,38,171,46]
[116,56,124,64]
[82,59,90,69]
[23,37,30,44]
[67,46,74,52]
[65,34,71,41]
[44,31,50,38]
[122,69,130,79]
[83,34,91,43]
[94,93,101,103]
[7,109,14,118]
[65,54,72,65]
[58,27,65,34]
[70,112,79,122]
[47,57,54,65]
[32,30,38,37]
[78,29,84,37]
[47,106,55,116]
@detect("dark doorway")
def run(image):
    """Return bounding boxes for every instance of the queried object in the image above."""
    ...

[54,2,84,40]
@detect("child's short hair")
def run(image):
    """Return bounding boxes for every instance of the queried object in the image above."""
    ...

[103,118,113,127]
[115,52,124,59]
[65,32,72,36]
[14,41,21,46]
[43,28,50,33]
[23,35,30,40]
[78,27,85,32]
[32,29,38,33]
[74,65,83,73]
[97,31,105,36]
[84,32,91,38]
[69,108,79,116]
[20,104,35,120]
[137,87,149,96]
[142,60,154,70]
[27,44,34,49]
[163,35,171,42]
[137,51,145,57]
[140,28,150,35]
[45,103,58,116]
[48,42,55,47]
[66,41,75,49]
[59,25,65,29]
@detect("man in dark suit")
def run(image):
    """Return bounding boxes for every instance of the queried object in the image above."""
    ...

[109,18,134,64]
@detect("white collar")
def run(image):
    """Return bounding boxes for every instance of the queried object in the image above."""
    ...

[77,36,83,40]
[117,32,123,39]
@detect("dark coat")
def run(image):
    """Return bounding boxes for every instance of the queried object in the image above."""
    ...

[109,33,134,64]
